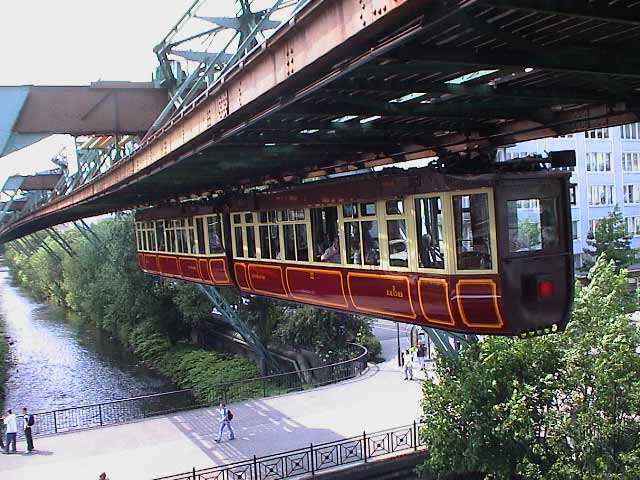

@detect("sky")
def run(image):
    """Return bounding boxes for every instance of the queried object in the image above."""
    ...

[0,0,194,188]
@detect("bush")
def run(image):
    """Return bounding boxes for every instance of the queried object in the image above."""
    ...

[418,256,640,480]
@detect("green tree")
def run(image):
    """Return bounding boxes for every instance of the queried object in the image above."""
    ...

[583,205,635,271]
[418,256,640,480]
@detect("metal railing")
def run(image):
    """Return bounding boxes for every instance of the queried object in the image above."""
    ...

[155,421,425,480]
[27,344,368,438]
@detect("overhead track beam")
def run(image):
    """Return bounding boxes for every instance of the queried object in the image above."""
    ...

[476,0,640,26]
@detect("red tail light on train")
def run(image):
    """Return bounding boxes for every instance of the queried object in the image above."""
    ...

[537,277,554,301]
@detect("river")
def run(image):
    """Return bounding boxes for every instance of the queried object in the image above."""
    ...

[0,260,174,413]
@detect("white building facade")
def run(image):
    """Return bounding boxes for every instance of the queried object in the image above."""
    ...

[502,123,640,272]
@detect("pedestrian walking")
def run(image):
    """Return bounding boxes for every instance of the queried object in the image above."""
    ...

[402,349,414,380]
[22,407,35,452]
[0,416,5,451]
[214,402,235,442]
[4,409,17,454]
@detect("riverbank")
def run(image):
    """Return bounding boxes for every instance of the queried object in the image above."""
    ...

[2,214,379,406]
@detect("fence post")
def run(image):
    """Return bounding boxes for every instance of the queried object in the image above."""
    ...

[310,443,315,476]
[192,466,196,480]
[262,378,266,398]
[253,454,258,479]
[413,421,417,451]
[99,404,103,426]
[53,411,58,434]
[363,431,368,463]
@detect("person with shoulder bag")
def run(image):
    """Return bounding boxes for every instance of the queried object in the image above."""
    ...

[214,402,235,442]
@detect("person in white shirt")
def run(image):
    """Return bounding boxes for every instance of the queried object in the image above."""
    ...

[214,402,235,442]
[402,349,414,381]
[4,409,17,454]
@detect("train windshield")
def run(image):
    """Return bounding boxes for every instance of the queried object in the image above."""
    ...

[507,198,559,253]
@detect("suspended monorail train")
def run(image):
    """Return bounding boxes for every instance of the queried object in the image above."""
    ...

[135,166,573,336]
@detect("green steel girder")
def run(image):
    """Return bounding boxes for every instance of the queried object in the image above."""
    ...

[28,232,61,262]
[422,327,478,357]
[46,228,75,257]
[197,284,279,372]
[73,220,110,256]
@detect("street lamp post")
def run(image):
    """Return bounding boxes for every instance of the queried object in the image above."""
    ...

[397,322,401,366]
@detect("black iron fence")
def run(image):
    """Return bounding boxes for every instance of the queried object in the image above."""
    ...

[154,421,425,480]
[26,344,368,438]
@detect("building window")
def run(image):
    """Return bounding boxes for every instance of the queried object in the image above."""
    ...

[589,219,599,236]
[626,216,640,237]
[569,185,578,205]
[554,134,574,139]
[585,128,610,139]
[622,152,640,172]
[621,123,640,140]
[587,185,614,206]
[572,220,579,240]
[624,184,640,204]
[585,152,612,172]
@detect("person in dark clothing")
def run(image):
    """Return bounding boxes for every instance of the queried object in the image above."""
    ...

[22,407,34,452]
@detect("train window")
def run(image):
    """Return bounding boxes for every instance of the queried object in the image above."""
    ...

[282,209,309,261]
[386,200,404,215]
[386,200,407,268]
[259,210,280,259]
[311,206,340,263]
[206,215,224,254]
[147,225,157,252]
[188,226,197,254]
[507,198,559,252]
[141,226,147,251]
[414,196,445,269]
[196,218,206,254]
[135,224,141,250]
[234,226,244,257]
[175,219,188,254]
[167,221,176,252]
[343,202,380,266]
[155,221,166,252]
[387,220,408,267]
[453,193,493,270]
[280,209,305,222]
[246,225,257,258]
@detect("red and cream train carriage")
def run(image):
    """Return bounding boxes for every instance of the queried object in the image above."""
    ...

[135,168,573,336]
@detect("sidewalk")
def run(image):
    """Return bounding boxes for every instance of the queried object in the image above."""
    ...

[0,329,425,479]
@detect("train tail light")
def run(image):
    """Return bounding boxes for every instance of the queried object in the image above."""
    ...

[537,277,554,301]
[523,274,554,303]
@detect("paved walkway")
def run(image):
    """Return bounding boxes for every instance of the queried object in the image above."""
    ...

[0,320,426,479]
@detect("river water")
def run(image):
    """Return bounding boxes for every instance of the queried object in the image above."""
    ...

[0,260,174,413]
